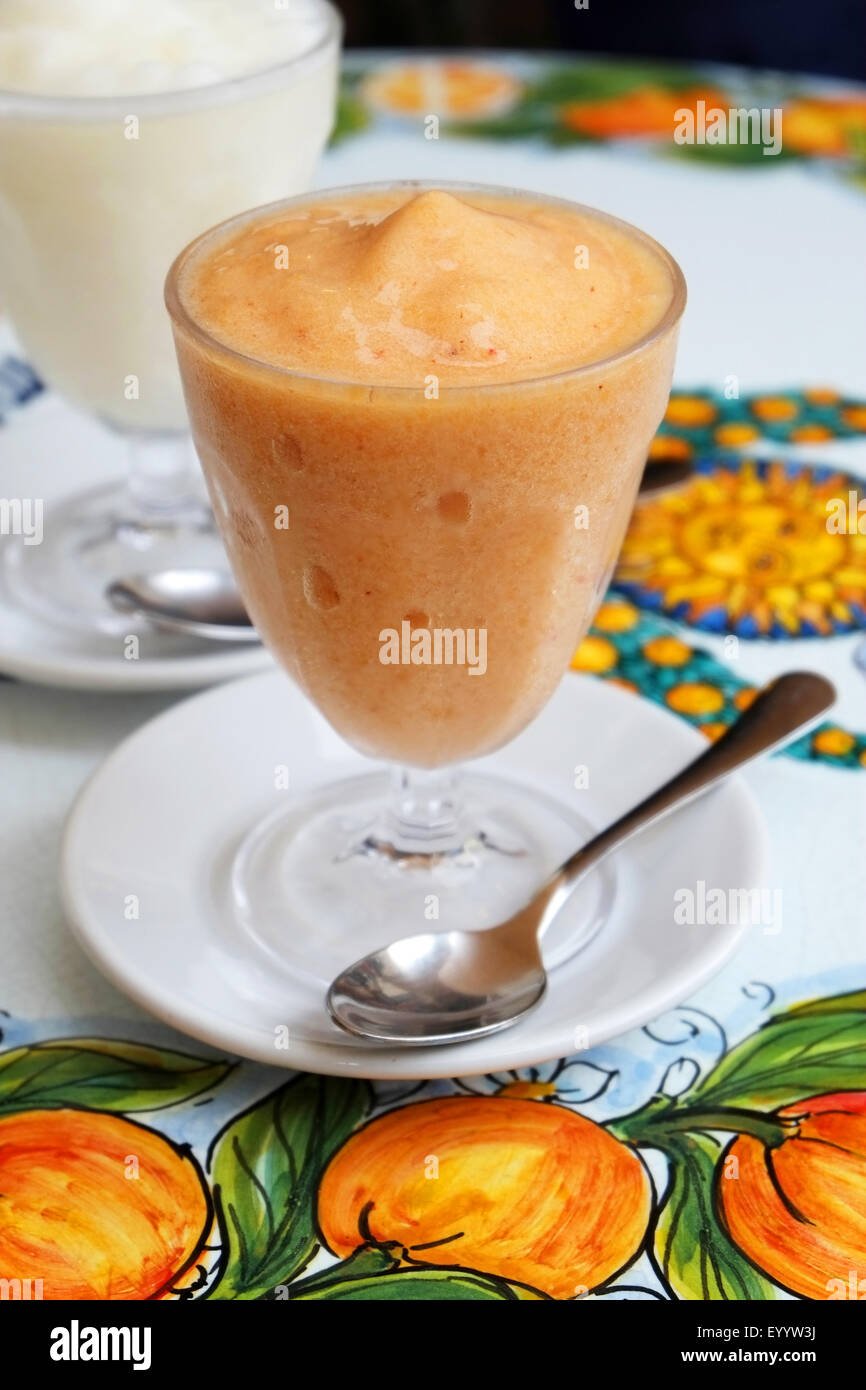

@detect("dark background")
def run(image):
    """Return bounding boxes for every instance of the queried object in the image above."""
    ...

[334,0,866,81]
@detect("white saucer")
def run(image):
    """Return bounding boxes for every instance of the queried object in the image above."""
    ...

[0,374,273,691]
[60,670,766,1078]
[0,547,274,691]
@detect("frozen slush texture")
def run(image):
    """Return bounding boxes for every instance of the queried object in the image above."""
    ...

[182,188,673,385]
[172,188,681,765]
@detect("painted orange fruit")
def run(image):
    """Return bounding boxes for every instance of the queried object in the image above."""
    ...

[782,98,866,157]
[363,61,521,120]
[560,86,728,140]
[0,1108,211,1299]
[719,1091,866,1300]
[318,1096,650,1299]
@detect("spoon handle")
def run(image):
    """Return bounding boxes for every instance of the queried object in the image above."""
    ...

[541,671,835,927]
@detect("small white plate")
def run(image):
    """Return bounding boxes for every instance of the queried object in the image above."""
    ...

[0,550,274,691]
[60,670,766,1078]
[0,377,274,691]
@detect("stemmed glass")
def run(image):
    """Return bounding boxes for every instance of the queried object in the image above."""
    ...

[165,182,686,982]
[0,0,340,636]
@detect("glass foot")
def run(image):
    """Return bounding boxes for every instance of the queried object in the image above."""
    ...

[230,770,617,986]
[4,478,227,638]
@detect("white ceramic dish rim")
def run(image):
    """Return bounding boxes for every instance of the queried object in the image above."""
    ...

[59,672,767,1078]
[0,634,273,691]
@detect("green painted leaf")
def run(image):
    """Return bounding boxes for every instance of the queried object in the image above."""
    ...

[292,1266,519,1301]
[654,1134,777,1300]
[284,1244,399,1298]
[783,989,866,1019]
[0,1038,231,1114]
[287,1244,547,1301]
[688,1010,866,1110]
[669,141,797,166]
[526,62,709,105]
[330,90,370,146]
[447,109,561,141]
[208,1073,371,1300]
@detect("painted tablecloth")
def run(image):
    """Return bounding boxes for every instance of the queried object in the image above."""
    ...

[1,52,865,1302]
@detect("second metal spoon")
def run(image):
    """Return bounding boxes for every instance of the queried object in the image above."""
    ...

[106,568,258,642]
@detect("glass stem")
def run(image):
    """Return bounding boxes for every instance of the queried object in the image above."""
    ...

[120,427,208,519]
[384,765,464,853]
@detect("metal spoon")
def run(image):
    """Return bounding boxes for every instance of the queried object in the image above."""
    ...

[106,569,258,642]
[328,671,835,1046]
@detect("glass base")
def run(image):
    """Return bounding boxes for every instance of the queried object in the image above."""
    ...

[4,478,226,638]
[230,770,617,986]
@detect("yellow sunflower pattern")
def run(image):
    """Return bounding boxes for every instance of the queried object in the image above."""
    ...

[619,458,866,638]
[623,390,866,639]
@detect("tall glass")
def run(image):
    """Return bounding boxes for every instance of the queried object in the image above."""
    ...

[0,0,340,635]
[166,182,686,979]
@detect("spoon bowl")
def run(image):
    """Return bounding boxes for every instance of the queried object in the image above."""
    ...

[328,916,548,1044]
[106,568,258,642]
